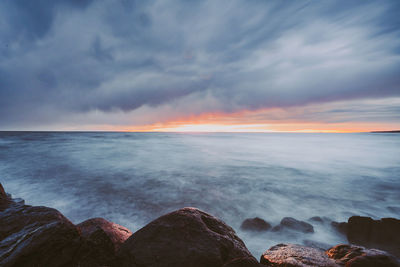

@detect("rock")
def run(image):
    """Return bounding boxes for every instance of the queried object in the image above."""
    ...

[272,217,314,233]
[0,183,6,198]
[260,243,400,267]
[78,217,132,250]
[309,216,324,223]
[326,244,400,267]
[240,217,271,232]
[260,243,338,266]
[76,218,133,267]
[0,203,82,267]
[331,221,347,235]
[0,183,133,267]
[117,207,256,267]
[346,216,400,257]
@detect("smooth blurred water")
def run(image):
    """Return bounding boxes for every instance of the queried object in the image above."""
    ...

[0,132,399,257]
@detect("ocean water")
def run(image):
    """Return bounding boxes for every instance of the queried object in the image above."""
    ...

[0,131,399,257]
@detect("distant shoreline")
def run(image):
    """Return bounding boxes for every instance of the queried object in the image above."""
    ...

[370,130,400,133]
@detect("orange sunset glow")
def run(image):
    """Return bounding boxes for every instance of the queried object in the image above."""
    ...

[124,121,397,133]
[118,108,399,133]
[105,98,400,133]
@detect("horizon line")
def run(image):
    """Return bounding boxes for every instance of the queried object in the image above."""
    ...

[1,130,399,134]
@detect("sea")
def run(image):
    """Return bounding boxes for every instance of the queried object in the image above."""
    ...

[0,131,399,257]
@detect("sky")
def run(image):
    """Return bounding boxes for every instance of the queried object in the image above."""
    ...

[0,0,400,132]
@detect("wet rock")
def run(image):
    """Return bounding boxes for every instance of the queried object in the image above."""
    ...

[117,207,256,267]
[78,217,132,250]
[331,221,347,235]
[241,217,271,232]
[309,216,324,223]
[0,183,6,199]
[0,202,82,267]
[0,183,132,267]
[272,217,314,233]
[326,244,400,267]
[346,216,400,257]
[260,243,338,266]
[76,218,133,267]
[308,216,333,225]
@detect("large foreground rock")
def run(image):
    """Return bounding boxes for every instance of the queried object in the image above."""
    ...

[0,183,133,267]
[327,244,400,267]
[117,207,257,267]
[346,216,400,257]
[0,201,82,267]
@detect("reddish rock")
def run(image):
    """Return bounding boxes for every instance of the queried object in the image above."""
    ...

[0,183,6,198]
[241,217,271,232]
[76,218,132,267]
[78,217,132,251]
[327,244,400,267]
[260,243,338,266]
[117,207,256,267]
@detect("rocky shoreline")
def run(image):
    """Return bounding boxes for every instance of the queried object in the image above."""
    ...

[1,183,399,267]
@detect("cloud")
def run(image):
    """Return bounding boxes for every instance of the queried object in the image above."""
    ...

[0,0,399,129]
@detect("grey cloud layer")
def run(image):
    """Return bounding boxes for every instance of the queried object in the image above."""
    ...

[0,0,399,128]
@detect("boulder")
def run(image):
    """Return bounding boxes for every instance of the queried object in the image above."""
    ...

[260,243,338,266]
[0,183,133,267]
[346,216,400,257]
[76,217,132,266]
[309,216,324,223]
[117,207,257,267]
[272,217,314,233]
[0,203,82,267]
[0,183,7,199]
[78,217,132,250]
[326,244,400,267]
[241,217,271,232]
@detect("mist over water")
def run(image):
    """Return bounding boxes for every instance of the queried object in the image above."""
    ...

[0,132,399,257]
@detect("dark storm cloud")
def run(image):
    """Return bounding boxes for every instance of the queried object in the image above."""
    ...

[1,0,93,41]
[0,0,399,128]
